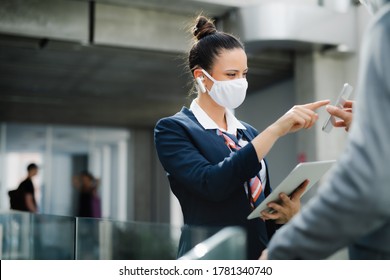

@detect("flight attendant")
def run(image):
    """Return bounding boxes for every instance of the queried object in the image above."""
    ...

[154,15,329,259]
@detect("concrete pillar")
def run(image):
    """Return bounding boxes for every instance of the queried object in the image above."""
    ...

[294,50,359,260]
[295,51,356,164]
[294,3,371,165]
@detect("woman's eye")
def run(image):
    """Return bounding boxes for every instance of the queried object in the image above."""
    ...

[227,73,236,77]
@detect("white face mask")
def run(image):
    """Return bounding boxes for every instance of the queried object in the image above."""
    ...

[201,69,248,109]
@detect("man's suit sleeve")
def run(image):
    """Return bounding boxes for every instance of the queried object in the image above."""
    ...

[267,12,390,259]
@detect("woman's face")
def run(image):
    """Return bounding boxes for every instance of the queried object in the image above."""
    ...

[206,48,248,86]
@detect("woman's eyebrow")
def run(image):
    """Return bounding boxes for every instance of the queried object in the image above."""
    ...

[224,68,249,72]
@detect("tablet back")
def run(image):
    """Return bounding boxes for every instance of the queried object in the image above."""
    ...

[247,160,336,220]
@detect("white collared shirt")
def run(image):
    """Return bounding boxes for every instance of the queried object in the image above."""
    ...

[189,99,267,186]
[190,99,246,136]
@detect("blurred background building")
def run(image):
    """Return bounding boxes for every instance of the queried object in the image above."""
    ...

[0,0,370,230]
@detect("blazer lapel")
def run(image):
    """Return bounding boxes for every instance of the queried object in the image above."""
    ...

[180,107,232,158]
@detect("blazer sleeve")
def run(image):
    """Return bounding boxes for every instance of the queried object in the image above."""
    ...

[267,15,390,259]
[154,117,262,202]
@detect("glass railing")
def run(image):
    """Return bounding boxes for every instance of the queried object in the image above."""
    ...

[0,211,75,259]
[179,227,247,260]
[76,218,181,260]
[0,211,247,260]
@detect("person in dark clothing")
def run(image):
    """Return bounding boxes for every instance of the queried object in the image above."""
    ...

[16,163,39,213]
[75,171,101,218]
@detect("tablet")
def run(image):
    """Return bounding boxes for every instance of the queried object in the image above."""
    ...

[247,160,336,220]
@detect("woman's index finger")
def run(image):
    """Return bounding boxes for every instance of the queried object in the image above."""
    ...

[304,100,330,110]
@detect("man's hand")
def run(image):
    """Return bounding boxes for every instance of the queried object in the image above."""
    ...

[326,100,354,132]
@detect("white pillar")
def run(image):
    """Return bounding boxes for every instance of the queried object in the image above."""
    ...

[43,126,53,213]
[88,129,101,177]
[101,145,111,218]
[126,136,134,221]
[117,140,127,221]
[295,51,356,164]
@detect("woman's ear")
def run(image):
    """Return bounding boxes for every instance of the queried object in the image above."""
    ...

[193,68,204,79]
[193,68,206,93]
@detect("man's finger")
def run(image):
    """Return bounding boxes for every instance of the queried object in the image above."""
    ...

[343,100,354,108]
[326,105,350,120]
[333,120,347,127]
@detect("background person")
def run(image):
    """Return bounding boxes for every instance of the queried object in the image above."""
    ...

[15,163,39,213]
[73,170,101,218]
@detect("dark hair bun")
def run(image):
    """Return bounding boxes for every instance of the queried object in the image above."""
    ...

[193,16,217,41]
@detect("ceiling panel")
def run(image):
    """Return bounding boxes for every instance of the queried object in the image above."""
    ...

[0,34,293,127]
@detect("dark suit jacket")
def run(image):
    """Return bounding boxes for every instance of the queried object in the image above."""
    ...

[154,107,279,259]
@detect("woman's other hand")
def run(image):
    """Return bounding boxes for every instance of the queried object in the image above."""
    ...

[260,180,309,224]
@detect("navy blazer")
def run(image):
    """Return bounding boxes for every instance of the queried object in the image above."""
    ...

[154,107,278,259]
